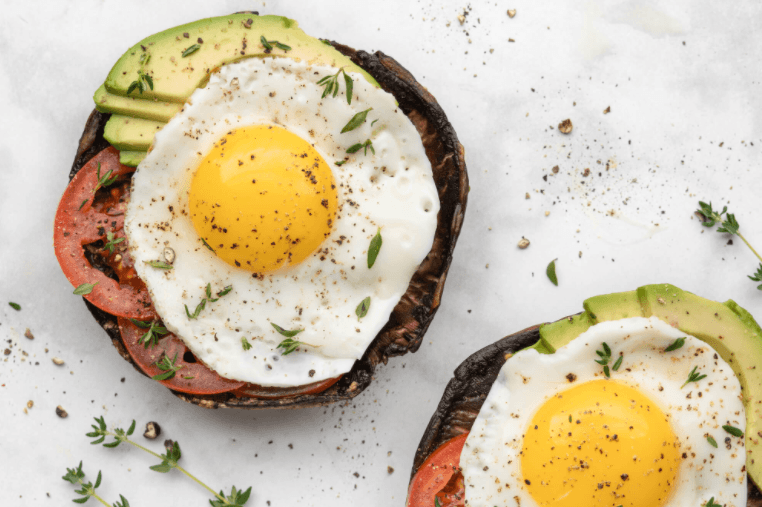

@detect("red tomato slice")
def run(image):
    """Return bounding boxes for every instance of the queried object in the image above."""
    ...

[118,317,246,395]
[407,433,468,507]
[54,147,156,320]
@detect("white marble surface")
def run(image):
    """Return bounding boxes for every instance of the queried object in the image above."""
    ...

[1,0,761,505]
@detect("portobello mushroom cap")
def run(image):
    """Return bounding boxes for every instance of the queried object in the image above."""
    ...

[408,322,762,503]
[70,43,468,409]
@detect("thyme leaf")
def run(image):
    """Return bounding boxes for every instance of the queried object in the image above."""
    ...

[356,296,371,320]
[341,108,373,133]
[367,229,383,268]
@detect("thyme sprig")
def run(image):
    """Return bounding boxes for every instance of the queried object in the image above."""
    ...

[85,416,251,506]
[127,51,153,95]
[696,201,762,290]
[129,319,168,348]
[682,365,707,389]
[185,283,232,320]
[276,338,302,355]
[260,35,291,52]
[595,342,613,377]
[347,139,375,156]
[93,163,117,194]
[152,353,183,381]
[103,231,125,254]
[317,67,354,104]
[63,461,129,506]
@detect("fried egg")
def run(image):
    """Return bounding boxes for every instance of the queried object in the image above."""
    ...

[124,57,439,387]
[461,317,747,507]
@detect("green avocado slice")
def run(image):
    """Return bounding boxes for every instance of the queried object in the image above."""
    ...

[103,14,378,103]
[119,150,146,167]
[539,283,762,489]
[93,84,182,122]
[104,115,164,151]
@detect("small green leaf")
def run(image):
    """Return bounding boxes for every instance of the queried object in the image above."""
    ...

[277,338,302,355]
[707,435,718,448]
[335,160,346,166]
[149,463,172,473]
[341,108,373,133]
[260,35,272,50]
[706,498,722,507]
[275,42,291,51]
[217,285,233,297]
[344,72,353,104]
[126,81,139,95]
[546,259,558,286]
[723,425,744,438]
[718,213,740,235]
[8,302,20,311]
[143,73,154,90]
[435,497,442,507]
[356,297,371,320]
[603,365,610,378]
[367,229,382,268]
[127,420,136,436]
[129,318,152,329]
[144,260,173,270]
[73,282,99,296]
[182,44,201,57]
[271,323,303,338]
[612,355,623,371]
[664,337,686,352]
[346,143,364,154]
[241,337,252,351]
[78,199,88,211]
[201,237,215,252]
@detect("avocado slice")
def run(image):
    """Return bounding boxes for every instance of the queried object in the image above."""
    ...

[104,115,164,151]
[583,290,643,322]
[103,14,378,103]
[538,312,592,352]
[93,84,182,122]
[637,283,762,487]
[119,150,146,167]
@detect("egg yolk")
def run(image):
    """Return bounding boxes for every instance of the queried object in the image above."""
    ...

[189,125,338,274]
[520,380,680,507]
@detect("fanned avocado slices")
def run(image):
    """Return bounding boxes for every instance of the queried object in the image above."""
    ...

[414,284,762,491]
[93,14,381,166]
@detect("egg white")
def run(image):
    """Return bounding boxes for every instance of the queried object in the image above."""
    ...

[124,57,439,387]
[461,317,747,507]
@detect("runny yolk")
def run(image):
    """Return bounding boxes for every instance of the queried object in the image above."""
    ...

[520,379,680,507]
[189,125,338,274]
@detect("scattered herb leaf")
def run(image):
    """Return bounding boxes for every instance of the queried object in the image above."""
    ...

[706,498,722,507]
[129,319,168,348]
[103,231,125,254]
[74,282,99,296]
[185,298,206,320]
[356,297,371,320]
[341,108,373,133]
[93,163,117,194]
[347,139,375,156]
[723,425,744,438]
[612,355,623,371]
[259,35,290,52]
[201,237,215,252]
[271,323,303,338]
[594,342,613,378]
[367,229,383,268]
[241,337,252,351]
[144,260,173,270]
[682,365,707,389]
[78,199,88,211]
[664,337,686,352]
[335,160,347,166]
[317,67,354,104]
[546,259,559,286]
[152,353,183,381]
[8,302,20,311]
[182,44,201,57]
[277,338,302,355]
[707,435,718,448]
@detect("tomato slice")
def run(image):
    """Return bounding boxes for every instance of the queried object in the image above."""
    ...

[54,147,156,320]
[407,433,468,507]
[118,317,246,395]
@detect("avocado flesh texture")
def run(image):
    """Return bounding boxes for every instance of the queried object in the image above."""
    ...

[104,14,378,102]
[104,115,163,151]
[119,150,146,167]
[94,84,181,122]
[537,283,762,489]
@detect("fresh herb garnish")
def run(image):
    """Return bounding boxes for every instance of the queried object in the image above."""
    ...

[435,498,442,507]
[241,337,252,351]
[276,338,302,355]
[182,375,195,380]
[144,260,173,270]
[84,415,251,506]
[74,282,99,296]
[271,323,304,338]
[706,498,722,507]
[152,353,183,381]
[259,35,291,52]
[78,199,88,211]
[62,461,127,506]
[546,259,559,286]
[341,108,373,133]
[103,231,125,254]
[707,435,718,448]
[8,302,20,311]
[682,365,707,389]
[217,285,233,297]
[185,283,232,319]
[93,162,117,194]
[367,229,382,268]
[723,425,744,438]
[127,51,153,95]
[665,337,686,352]
[335,160,347,166]
[356,297,371,320]
[181,43,201,57]
[317,67,354,104]
[612,355,623,372]
[595,342,613,378]
[696,201,762,290]
[201,237,215,252]
[347,139,375,156]
[185,298,206,320]
[129,319,168,348]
